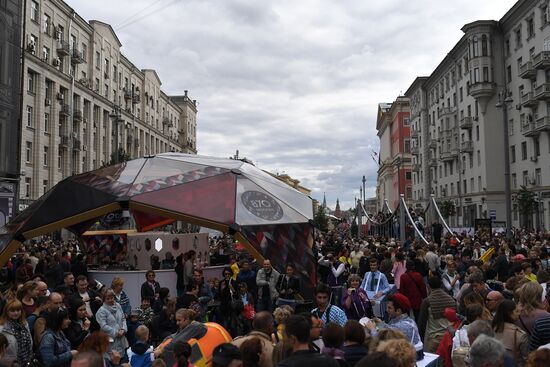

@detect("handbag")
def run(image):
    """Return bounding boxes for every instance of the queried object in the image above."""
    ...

[26,352,44,367]
[451,329,469,367]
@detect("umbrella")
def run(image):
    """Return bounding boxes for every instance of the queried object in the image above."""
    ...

[0,153,316,290]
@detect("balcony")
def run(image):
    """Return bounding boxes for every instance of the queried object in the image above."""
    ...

[459,116,473,129]
[71,49,84,64]
[162,117,172,127]
[469,82,496,99]
[460,140,473,153]
[439,106,456,117]
[73,110,82,121]
[59,103,70,116]
[410,129,419,138]
[123,89,132,100]
[412,163,421,172]
[410,145,419,155]
[535,116,550,131]
[534,83,550,100]
[132,94,140,104]
[60,135,69,147]
[519,61,537,80]
[428,158,438,167]
[532,51,550,70]
[56,40,70,56]
[521,92,538,108]
[520,121,539,137]
[440,148,458,161]
[73,138,81,151]
[428,139,437,149]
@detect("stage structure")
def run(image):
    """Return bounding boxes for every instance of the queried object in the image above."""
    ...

[360,194,454,245]
[0,153,316,292]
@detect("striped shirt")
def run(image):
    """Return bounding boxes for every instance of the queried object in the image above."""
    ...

[530,315,550,351]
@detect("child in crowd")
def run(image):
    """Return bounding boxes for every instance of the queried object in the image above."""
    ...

[127,325,155,367]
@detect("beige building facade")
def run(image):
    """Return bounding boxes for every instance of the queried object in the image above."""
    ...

[405,0,550,229]
[20,0,197,205]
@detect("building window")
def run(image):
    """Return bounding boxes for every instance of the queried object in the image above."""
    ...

[510,145,516,162]
[534,137,540,156]
[527,18,535,39]
[505,39,510,57]
[26,106,33,127]
[82,43,87,60]
[43,14,51,35]
[512,173,517,189]
[515,27,522,48]
[542,6,549,26]
[405,171,412,180]
[43,146,49,166]
[403,117,410,125]
[95,51,100,69]
[113,65,117,81]
[43,180,48,195]
[27,70,35,93]
[404,139,411,153]
[26,142,32,163]
[477,150,481,166]
[475,125,479,141]
[522,170,529,186]
[44,112,49,132]
[507,66,512,83]
[481,35,488,56]
[42,46,49,63]
[104,84,109,98]
[521,141,527,160]
[25,178,31,198]
[104,58,109,75]
[536,168,541,185]
[31,1,39,22]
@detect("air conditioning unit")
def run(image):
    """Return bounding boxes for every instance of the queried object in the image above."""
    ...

[53,58,60,66]
[56,92,64,100]
[530,156,538,162]
[44,98,51,106]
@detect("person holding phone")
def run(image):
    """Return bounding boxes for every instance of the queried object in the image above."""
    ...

[342,275,373,320]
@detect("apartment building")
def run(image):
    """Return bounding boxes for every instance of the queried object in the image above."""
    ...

[375,97,412,211]
[405,0,550,229]
[20,0,197,206]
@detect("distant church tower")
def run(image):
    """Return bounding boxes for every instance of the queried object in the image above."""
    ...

[334,198,341,218]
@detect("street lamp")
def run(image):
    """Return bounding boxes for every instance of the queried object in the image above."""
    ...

[109,105,124,164]
[495,90,513,240]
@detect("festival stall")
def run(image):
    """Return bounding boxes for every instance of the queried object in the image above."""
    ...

[0,153,316,295]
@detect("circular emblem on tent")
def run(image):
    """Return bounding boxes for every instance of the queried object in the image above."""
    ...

[241,191,283,221]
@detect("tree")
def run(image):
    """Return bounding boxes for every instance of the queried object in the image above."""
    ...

[313,206,329,232]
[516,185,537,229]
[439,200,456,220]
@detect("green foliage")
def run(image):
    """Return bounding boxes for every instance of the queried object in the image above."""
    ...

[314,206,329,232]
[439,200,456,219]
[516,186,537,228]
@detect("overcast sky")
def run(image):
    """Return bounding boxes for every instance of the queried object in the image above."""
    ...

[69,0,517,210]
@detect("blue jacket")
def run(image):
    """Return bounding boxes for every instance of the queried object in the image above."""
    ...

[116,290,132,316]
[127,340,154,367]
[39,329,72,367]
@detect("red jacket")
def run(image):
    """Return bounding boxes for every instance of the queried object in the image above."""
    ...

[398,271,427,310]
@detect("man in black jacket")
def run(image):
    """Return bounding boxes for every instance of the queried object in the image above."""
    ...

[277,315,338,367]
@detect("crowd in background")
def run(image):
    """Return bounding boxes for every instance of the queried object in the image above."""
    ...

[0,224,550,367]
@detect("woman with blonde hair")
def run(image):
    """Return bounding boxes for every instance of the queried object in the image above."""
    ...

[376,338,416,367]
[0,299,33,366]
[95,288,128,356]
[272,305,293,343]
[369,328,406,351]
[516,281,549,335]
[111,277,131,317]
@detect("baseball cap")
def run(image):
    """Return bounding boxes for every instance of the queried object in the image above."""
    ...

[212,343,241,367]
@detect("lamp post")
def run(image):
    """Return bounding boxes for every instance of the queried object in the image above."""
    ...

[495,91,513,240]
[396,157,405,242]
[109,105,124,164]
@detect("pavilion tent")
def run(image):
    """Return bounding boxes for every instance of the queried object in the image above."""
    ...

[0,153,316,291]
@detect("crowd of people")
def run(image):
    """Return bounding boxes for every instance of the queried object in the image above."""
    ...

[0,226,549,367]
